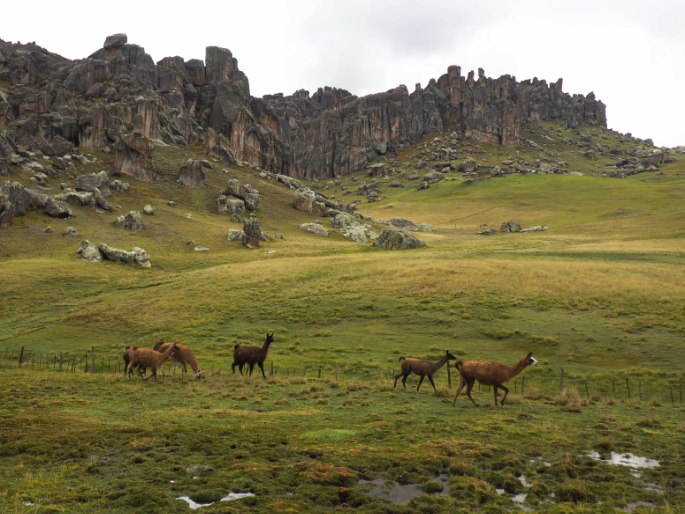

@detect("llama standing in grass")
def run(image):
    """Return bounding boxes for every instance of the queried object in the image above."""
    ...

[232,333,274,378]
[153,341,203,380]
[452,352,538,406]
[123,346,146,377]
[393,350,457,391]
[127,343,179,381]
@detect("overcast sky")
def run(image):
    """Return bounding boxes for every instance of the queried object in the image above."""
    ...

[3,0,683,147]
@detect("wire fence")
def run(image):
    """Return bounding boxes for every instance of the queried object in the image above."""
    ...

[2,345,683,404]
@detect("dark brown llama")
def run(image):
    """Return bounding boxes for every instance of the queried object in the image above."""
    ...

[232,333,274,378]
[452,352,538,406]
[393,350,457,391]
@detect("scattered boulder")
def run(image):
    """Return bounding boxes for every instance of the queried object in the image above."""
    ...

[477,227,497,235]
[293,188,316,213]
[300,222,328,236]
[459,158,477,173]
[114,211,145,230]
[63,226,78,237]
[143,204,155,215]
[178,159,206,188]
[242,216,266,248]
[373,229,426,250]
[55,189,94,206]
[43,198,72,218]
[217,195,245,222]
[97,243,151,268]
[227,228,243,241]
[388,217,418,231]
[78,240,103,262]
[75,171,112,197]
[500,220,522,233]
[224,179,260,211]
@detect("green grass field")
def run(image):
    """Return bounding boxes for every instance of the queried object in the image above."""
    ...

[0,123,684,512]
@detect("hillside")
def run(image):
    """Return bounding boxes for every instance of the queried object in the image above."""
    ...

[1,33,685,513]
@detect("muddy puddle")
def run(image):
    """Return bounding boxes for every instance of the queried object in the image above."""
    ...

[177,492,254,510]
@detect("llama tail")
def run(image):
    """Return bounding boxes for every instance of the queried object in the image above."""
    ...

[399,356,405,362]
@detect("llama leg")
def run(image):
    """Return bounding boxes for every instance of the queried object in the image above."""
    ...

[416,375,425,391]
[258,361,266,379]
[428,374,437,391]
[465,380,479,406]
[248,363,255,376]
[231,362,236,374]
[499,384,509,405]
[393,373,403,389]
[452,379,466,405]
[493,385,499,406]
[401,373,409,389]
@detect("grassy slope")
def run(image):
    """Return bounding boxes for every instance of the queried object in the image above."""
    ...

[0,123,684,512]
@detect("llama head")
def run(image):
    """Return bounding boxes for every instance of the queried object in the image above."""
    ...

[266,332,274,344]
[446,350,457,360]
[195,369,203,381]
[526,352,538,366]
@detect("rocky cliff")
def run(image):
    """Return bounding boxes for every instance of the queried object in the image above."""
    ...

[0,34,605,180]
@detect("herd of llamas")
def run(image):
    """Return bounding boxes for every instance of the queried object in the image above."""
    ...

[123,333,538,406]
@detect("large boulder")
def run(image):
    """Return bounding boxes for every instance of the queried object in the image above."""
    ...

[98,243,151,268]
[114,211,145,230]
[500,220,522,233]
[75,170,112,197]
[373,228,425,250]
[78,240,103,262]
[293,188,316,213]
[242,216,266,248]
[300,222,328,236]
[217,195,246,222]
[388,217,418,231]
[223,179,260,211]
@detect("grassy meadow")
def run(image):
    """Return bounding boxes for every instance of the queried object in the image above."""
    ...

[0,124,684,512]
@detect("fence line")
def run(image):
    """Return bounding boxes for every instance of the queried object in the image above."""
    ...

[3,346,683,403]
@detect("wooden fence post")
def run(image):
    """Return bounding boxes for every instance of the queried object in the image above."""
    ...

[270,363,274,376]
[559,368,565,393]
[18,346,24,367]
[447,362,452,389]
[318,367,322,379]
[638,380,642,401]
[522,376,525,394]
[670,386,674,403]
[91,347,95,373]
[626,377,631,400]
[584,381,590,400]
[612,378,616,399]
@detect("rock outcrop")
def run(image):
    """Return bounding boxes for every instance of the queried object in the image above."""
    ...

[0,34,607,185]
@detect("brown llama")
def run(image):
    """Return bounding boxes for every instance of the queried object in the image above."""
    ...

[393,350,457,391]
[127,343,179,381]
[123,346,146,377]
[154,341,203,380]
[232,332,274,378]
[452,352,538,406]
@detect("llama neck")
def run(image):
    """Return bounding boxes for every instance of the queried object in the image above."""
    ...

[261,341,272,352]
[434,354,449,371]
[159,345,175,364]
[507,356,529,380]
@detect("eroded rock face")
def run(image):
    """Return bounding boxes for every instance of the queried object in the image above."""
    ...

[0,34,608,183]
[178,159,206,188]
